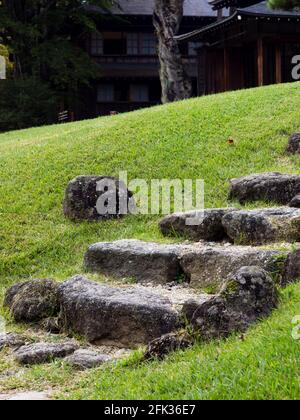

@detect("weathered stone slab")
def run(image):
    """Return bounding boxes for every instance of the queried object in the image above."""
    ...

[84,239,183,284]
[159,208,237,241]
[0,333,26,351]
[229,172,300,205]
[58,276,181,348]
[65,349,112,370]
[63,175,134,221]
[14,341,79,365]
[179,244,287,288]
[281,249,300,286]
[184,266,279,340]
[84,239,288,288]
[222,207,300,245]
[286,133,300,154]
[4,279,59,322]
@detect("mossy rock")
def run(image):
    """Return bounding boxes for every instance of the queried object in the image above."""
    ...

[4,279,60,322]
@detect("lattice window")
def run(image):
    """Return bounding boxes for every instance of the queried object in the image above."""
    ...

[127,33,139,55]
[130,84,149,102]
[91,32,103,56]
[140,33,157,55]
[97,84,114,102]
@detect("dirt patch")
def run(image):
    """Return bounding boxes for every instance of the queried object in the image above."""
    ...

[0,391,51,400]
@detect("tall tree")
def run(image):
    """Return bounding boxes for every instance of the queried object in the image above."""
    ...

[0,1,114,107]
[268,0,300,8]
[153,0,192,103]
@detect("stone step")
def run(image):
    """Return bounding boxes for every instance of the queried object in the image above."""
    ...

[58,276,205,348]
[159,206,300,246]
[3,277,208,350]
[229,172,300,205]
[183,266,279,340]
[58,266,279,350]
[179,244,287,288]
[159,208,237,241]
[84,239,289,288]
[222,207,300,245]
[84,239,182,285]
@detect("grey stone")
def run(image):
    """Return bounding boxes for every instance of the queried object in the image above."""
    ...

[187,266,279,340]
[229,172,300,205]
[289,195,300,208]
[4,279,59,322]
[281,249,300,286]
[286,133,300,154]
[65,349,112,370]
[222,207,300,245]
[84,239,183,285]
[144,332,193,360]
[63,175,134,221]
[58,276,181,348]
[159,208,237,241]
[0,333,26,351]
[179,244,286,288]
[14,341,79,365]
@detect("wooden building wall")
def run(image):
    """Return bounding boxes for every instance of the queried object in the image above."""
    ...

[197,20,300,95]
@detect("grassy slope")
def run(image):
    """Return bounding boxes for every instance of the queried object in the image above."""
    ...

[0,82,300,399]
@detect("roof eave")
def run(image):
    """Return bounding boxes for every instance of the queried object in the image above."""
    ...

[176,11,238,42]
[236,8,300,19]
[176,7,300,43]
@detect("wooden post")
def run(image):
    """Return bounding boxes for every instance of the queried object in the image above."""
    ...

[224,47,230,91]
[257,38,264,86]
[275,45,282,84]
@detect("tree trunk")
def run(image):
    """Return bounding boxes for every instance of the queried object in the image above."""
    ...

[153,0,192,103]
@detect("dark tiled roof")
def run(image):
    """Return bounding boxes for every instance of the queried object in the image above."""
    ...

[210,0,258,10]
[177,1,300,41]
[88,0,217,17]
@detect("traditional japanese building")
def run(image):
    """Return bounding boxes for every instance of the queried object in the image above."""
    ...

[177,0,300,95]
[84,0,217,117]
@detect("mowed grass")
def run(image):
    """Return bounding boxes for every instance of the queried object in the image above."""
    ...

[0,82,300,399]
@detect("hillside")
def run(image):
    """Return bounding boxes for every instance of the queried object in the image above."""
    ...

[0,82,300,400]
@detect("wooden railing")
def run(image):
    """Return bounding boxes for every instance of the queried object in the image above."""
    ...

[92,55,197,65]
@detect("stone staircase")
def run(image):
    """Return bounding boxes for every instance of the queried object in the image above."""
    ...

[78,172,300,349]
[2,171,300,366]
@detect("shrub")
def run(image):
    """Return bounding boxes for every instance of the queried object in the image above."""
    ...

[0,78,58,132]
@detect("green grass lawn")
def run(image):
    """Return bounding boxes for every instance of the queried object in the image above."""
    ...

[0,82,300,399]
